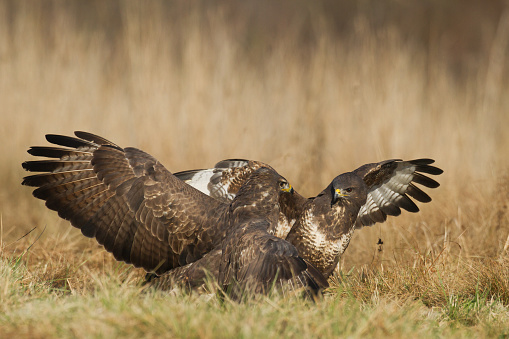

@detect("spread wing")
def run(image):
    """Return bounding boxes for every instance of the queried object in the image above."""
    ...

[218,219,328,300]
[353,158,443,228]
[174,159,309,238]
[22,132,229,274]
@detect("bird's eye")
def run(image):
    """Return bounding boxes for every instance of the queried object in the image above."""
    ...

[279,181,286,188]
[345,187,353,193]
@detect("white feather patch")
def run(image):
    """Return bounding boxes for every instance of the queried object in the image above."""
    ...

[183,169,215,195]
[356,161,420,227]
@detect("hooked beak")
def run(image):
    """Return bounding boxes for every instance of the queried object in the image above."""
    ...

[281,183,294,194]
[331,188,348,206]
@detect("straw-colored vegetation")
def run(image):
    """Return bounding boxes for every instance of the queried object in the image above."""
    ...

[1,1,509,337]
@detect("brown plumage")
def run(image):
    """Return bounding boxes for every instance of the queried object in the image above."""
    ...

[177,161,309,239]
[217,168,328,299]
[150,169,329,296]
[22,132,228,275]
[285,173,368,277]
[22,132,327,295]
[174,158,443,279]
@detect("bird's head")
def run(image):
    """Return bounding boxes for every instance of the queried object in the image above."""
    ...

[278,178,294,194]
[243,167,293,198]
[330,173,367,207]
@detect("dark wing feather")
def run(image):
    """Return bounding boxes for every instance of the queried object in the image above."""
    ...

[74,130,121,147]
[219,219,328,300]
[22,132,229,274]
[27,146,93,159]
[354,159,443,228]
[45,134,97,148]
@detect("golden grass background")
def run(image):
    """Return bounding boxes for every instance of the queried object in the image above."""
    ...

[1,0,509,274]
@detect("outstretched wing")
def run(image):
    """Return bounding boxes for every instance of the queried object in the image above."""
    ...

[218,219,328,300]
[22,132,228,274]
[353,158,443,228]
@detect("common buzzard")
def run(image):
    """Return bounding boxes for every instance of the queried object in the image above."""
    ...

[171,157,443,279]
[22,132,328,296]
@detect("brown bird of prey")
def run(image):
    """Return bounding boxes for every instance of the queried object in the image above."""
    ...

[22,132,328,297]
[169,156,442,280]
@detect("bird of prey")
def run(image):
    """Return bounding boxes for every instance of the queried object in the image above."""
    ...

[173,157,443,279]
[21,132,327,296]
[216,167,328,299]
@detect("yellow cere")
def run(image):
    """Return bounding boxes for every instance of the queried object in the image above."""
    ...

[336,188,346,196]
[283,184,293,192]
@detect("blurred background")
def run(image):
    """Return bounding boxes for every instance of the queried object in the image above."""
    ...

[1,0,508,269]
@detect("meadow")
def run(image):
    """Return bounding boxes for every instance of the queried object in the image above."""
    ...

[1,1,509,337]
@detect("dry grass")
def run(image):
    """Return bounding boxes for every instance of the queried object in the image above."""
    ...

[1,1,509,337]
